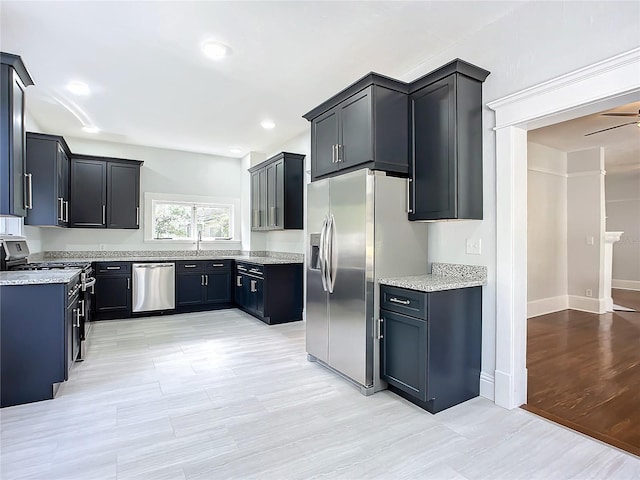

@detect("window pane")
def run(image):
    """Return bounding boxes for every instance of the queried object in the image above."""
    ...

[196,205,231,239]
[153,203,192,239]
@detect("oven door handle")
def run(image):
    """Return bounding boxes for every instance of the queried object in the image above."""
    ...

[83,277,96,291]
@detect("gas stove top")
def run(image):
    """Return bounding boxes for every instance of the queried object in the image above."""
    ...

[11,261,92,272]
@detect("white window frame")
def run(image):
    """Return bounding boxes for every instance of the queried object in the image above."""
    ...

[144,192,241,245]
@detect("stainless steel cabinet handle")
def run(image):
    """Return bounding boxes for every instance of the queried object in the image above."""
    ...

[407,178,413,213]
[205,275,208,286]
[64,200,69,222]
[102,205,106,225]
[106,266,121,270]
[184,264,197,268]
[73,308,80,328]
[25,173,33,209]
[331,144,335,163]
[79,299,85,318]
[249,268,261,274]
[212,263,224,267]
[377,318,384,340]
[136,206,140,226]
[250,279,257,293]
[201,274,204,286]
[127,278,130,290]
[389,297,411,305]
[58,197,64,220]
[336,144,342,163]
[238,265,247,271]
[236,275,242,287]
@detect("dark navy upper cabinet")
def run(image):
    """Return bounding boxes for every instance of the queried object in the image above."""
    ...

[70,155,142,229]
[25,133,71,227]
[1,52,34,217]
[248,152,304,231]
[303,76,409,182]
[408,60,490,221]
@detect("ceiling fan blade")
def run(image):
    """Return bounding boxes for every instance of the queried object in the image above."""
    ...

[584,121,638,136]
[601,112,640,117]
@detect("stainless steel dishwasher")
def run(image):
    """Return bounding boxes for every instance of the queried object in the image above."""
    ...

[132,263,176,313]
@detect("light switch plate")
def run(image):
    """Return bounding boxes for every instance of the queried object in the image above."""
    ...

[466,238,482,255]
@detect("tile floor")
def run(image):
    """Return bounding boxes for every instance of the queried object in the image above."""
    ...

[1,309,639,479]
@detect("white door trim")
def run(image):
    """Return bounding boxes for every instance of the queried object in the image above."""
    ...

[487,47,640,409]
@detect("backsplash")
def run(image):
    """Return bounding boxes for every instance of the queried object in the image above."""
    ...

[42,250,304,261]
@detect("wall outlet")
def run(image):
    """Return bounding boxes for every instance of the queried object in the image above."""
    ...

[466,238,482,255]
[99,244,106,251]
[586,289,593,297]
[586,236,595,246]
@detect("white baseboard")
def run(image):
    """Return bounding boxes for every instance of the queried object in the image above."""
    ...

[479,372,495,401]
[612,279,640,291]
[568,295,607,314]
[527,296,568,318]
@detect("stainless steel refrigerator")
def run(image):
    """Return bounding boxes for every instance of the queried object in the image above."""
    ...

[306,168,429,394]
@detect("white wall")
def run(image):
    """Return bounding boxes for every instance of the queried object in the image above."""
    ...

[391,0,639,398]
[36,138,243,252]
[566,148,606,302]
[606,171,640,288]
[527,143,567,310]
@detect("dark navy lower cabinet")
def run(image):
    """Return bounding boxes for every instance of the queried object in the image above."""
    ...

[94,262,132,320]
[176,260,233,311]
[0,283,70,407]
[380,284,482,413]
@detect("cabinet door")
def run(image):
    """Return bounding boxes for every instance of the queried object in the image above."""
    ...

[265,160,284,229]
[176,273,204,306]
[234,272,245,307]
[247,276,263,316]
[311,108,339,179]
[409,76,456,220]
[107,162,139,229]
[0,67,28,217]
[94,275,131,313]
[57,144,69,226]
[338,88,373,170]
[204,272,231,303]
[250,171,261,230]
[380,309,428,402]
[258,168,267,229]
[70,158,107,227]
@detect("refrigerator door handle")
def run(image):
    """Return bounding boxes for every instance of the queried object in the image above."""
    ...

[327,214,337,294]
[319,215,329,292]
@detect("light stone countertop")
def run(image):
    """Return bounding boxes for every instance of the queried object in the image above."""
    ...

[379,263,487,293]
[0,269,81,286]
[50,255,302,265]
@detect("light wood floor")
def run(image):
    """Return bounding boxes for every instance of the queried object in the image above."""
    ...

[525,291,640,457]
[2,309,639,479]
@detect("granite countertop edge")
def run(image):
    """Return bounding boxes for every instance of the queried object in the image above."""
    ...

[0,269,81,286]
[379,263,487,293]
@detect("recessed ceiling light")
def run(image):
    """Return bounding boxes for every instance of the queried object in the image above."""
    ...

[229,147,243,155]
[201,41,230,60]
[67,81,90,96]
[82,125,99,134]
[261,119,275,130]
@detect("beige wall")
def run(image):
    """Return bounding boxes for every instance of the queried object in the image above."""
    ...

[527,142,567,303]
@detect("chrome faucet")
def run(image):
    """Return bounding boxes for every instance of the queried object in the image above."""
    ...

[196,230,202,253]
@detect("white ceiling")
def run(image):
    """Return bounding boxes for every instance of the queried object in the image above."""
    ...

[528,101,640,174]
[1,1,526,159]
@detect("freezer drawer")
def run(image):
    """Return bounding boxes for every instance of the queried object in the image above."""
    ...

[132,263,175,312]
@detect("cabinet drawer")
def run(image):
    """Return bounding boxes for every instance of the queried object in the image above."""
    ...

[236,262,263,277]
[176,261,204,273]
[380,285,427,319]
[204,260,231,272]
[95,262,131,275]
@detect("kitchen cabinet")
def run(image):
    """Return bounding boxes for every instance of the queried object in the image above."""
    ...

[70,155,142,229]
[94,262,131,320]
[176,260,232,310]
[1,53,34,217]
[0,281,74,407]
[303,76,409,182]
[234,261,302,325]
[25,133,71,227]
[249,152,304,231]
[379,284,482,413]
[407,60,490,221]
